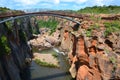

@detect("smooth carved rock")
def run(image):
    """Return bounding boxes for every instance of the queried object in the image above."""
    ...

[60,29,73,53]
[44,42,52,48]
[30,32,60,50]
[98,37,104,44]
[76,36,87,55]
[69,63,77,78]
[69,56,77,78]
[97,44,105,50]
[77,65,93,80]
[97,54,114,80]
[45,36,60,45]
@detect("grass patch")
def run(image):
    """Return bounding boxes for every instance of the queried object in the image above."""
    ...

[52,53,58,58]
[104,21,120,37]
[86,23,100,37]
[90,16,101,22]
[34,59,59,68]
[109,56,116,64]
[37,18,59,34]
[86,30,92,37]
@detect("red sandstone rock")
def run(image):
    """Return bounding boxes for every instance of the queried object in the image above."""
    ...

[58,14,120,80]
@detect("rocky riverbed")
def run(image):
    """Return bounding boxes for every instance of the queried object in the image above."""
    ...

[29,28,60,50]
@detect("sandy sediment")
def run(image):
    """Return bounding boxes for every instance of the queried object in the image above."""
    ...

[33,53,59,66]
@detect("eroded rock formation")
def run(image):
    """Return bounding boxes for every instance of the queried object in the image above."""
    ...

[58,15,120,80]
[1,13,120,80]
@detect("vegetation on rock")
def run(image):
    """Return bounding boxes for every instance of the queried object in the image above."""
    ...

[52,52,58,58]
[37,18,59,34]
[19,29,27,43]
[104,21,120,37]
[0,35,11,56]
[86,23,100,37]
[109,56,116,64]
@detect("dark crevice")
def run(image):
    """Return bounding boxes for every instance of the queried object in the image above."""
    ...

[72,23,79,31]
[72,34,77,56]
[105,39,113,48]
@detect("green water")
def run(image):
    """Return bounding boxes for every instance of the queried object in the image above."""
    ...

[39,48,57,54]
[28,48,75,80]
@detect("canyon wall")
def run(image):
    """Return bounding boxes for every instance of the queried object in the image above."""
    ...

[0,18,33,80]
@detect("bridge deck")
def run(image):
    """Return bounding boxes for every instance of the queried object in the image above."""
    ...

[0,11,83,19]
[0,12,81,25]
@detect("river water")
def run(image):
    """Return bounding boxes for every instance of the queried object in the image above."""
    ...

[24,48,74,80]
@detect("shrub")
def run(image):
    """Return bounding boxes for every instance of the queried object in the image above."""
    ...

[0,35,11,56]
[86,29,92,37]
[18,29,27,43]
[52,53,58,58]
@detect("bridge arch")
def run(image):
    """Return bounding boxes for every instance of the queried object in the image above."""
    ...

[0,12,81,25]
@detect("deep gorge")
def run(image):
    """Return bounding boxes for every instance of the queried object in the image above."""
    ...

[0,14,120,80]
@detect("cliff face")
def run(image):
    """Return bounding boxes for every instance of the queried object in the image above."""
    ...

[0,19,33,80]
[58,15,120,80]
